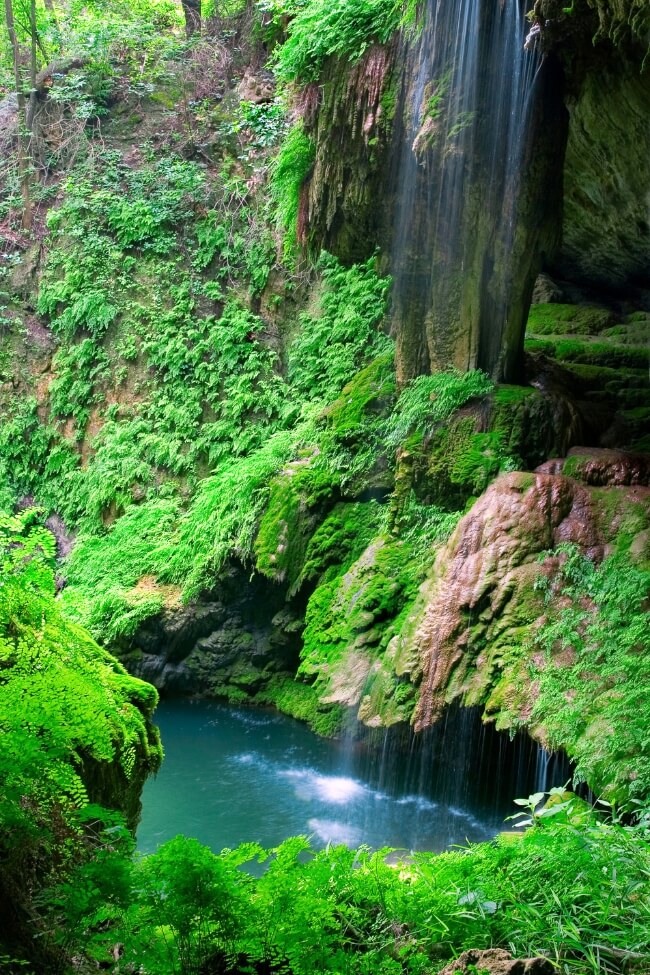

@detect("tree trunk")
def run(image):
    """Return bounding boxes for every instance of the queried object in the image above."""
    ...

[181,0,201,37]
[4,0,33,229]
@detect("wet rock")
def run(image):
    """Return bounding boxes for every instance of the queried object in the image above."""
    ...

[547,447,650,487]
[129,566,301,697]
[531,272,564,304]
[558,55,650,289]
[437,948,554,975]
[303,43,396,264]
[399,471,650,731]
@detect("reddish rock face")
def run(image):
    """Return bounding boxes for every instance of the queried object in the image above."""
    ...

[409,471,649,731]
[539,447,650,487]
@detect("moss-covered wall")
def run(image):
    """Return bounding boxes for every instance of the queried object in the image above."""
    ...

[558,55,650,288]
[301,43,397,262]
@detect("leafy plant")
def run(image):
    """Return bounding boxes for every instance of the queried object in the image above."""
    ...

[531,544,650,805]
[271,122,315,255]
[384,369,494,449]
[273,0,403,83]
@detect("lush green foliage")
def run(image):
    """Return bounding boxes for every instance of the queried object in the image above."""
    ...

[0,509,160,967]
[54,251,396,628]
[45,802,650,975]
[271,123,315,255]
[384,370,494,449]
[289,255,393,403]
[0,510,160,832]
[1,6,649,974]
[531,544,650,805]
[273,0,403,83]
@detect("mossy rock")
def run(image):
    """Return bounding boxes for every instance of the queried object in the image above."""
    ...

[412,384,573,510]
[323,351,396,436]
[295,500,385,591]
[525,336,648,371]
[300,535,423,689]
[357,664,416,728]
[254,460,337,587]
[526,302,616,336]
[418,415,505,509]
[258,675,345,737]
[315,351,397,494]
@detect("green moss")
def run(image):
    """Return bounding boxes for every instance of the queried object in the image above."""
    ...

[379,78,398,126]
[323,350,396,436]
[589,488,650,554]
[554,340,648,370]
[526,334,648,371]
[526,302,614,336]
[299,535,425,692]
[296,500,386,589]
[358,667,416,727]
[258,676,345,736]
[492,384,536,406]
[316,350,397,491]
[254,462,336,586]
[524,338,556,356]
[421,415,510,509]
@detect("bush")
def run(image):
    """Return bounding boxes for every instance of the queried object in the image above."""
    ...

[274,0,403,83]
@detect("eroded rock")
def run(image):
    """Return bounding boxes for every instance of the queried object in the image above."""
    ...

[129,566,300,696]
[437,948,554,975]
[540,447,650,486]
[238,68,275,104]
[399,471,650,731]
[559,56,650,288]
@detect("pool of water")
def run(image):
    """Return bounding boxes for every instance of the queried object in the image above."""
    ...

[137,699,511,855]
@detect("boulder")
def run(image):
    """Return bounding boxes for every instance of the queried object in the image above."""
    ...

[531,273,564,304]
[539,447,650,486]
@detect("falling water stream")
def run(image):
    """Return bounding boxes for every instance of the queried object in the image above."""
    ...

[389,0,541,379]
[138,700,568,856]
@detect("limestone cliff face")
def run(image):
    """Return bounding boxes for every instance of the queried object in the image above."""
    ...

[126,565,301,698]
[301,44,396,263]
[320,461,648,743]
[401,470,649,732]
[558,55,650,288]
[303,8,568,384]
[299,4,649,379]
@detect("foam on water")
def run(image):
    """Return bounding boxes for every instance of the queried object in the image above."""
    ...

[280,768,369,805]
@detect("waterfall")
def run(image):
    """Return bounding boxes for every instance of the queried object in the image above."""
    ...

[389,0,551,383]
[339,706,573,838]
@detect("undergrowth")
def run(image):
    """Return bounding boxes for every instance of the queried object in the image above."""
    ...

[42,801,650,975]
[531,543,650,805]
[273,0,405,83]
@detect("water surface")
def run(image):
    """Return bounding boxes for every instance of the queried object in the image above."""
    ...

[138,700,513,855]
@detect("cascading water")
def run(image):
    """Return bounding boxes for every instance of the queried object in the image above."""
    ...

[138,701,574,857]
[389,0,563,382]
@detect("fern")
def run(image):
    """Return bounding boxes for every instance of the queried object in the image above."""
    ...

[273,0,403,83]
[384,369,494,448]
[0,511,161,839]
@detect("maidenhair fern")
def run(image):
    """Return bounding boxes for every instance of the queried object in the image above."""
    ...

[532,544,650,804]
[271,123,315,255]
[273,0,403,83]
